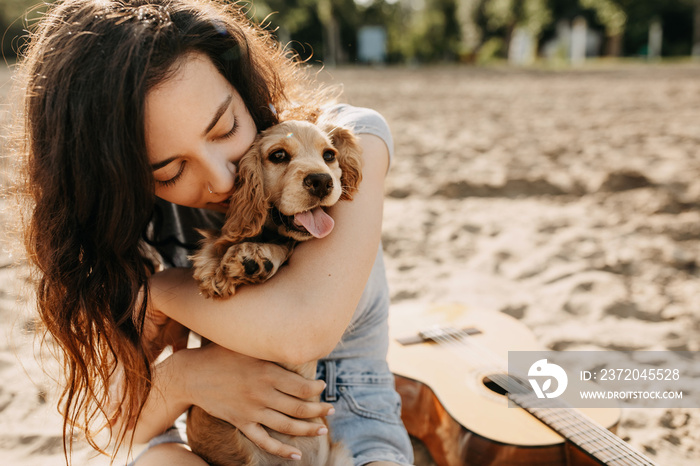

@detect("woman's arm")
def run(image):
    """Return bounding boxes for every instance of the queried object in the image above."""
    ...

[122,344,333,459]
[150,134,390,364]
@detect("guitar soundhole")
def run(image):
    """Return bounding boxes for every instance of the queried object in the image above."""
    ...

[482,374,509,396]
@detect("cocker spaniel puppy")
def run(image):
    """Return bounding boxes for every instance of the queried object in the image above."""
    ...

[190,119,363,299]
[187,119,362,466]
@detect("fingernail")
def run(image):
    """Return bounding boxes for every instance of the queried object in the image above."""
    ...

[327,407,336,415]
[290,453,302,461]
[317,427,328,435]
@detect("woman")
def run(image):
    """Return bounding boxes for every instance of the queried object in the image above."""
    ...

[12,0,413,465]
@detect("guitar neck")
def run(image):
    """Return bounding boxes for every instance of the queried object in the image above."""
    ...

[508,391,655,466]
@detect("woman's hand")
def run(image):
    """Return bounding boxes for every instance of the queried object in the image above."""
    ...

[177,343,334,459]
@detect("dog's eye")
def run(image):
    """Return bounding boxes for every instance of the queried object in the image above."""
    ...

[269,150,289,164]
[323,150,336,162]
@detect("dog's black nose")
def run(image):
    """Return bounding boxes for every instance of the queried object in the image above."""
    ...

[303,173,333,199]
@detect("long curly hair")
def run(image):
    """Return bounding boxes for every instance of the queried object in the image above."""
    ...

[10,0,334,460]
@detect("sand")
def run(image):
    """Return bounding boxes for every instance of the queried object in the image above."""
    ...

[2,61,699,464]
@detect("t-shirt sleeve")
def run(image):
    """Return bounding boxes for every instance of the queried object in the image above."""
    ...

[321,104,394,166]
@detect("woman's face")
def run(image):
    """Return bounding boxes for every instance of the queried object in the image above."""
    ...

[145,52,257,213]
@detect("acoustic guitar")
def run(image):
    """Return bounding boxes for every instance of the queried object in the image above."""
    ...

[387,302,656,466]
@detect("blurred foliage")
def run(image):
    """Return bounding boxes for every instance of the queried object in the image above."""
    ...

[252,0,699,62]
[1,0,698,63]
[483,0,551,36]
[1,0,45,60]
[579,0,625,36]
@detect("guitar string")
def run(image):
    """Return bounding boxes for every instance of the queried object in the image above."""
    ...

[430,329,653,466]
[516,400,653,466]
[426,328,653,466]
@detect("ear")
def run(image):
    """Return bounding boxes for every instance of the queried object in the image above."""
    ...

[323,124,363,201]
[217,141,268,245]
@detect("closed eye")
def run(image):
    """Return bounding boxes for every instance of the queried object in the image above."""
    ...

[155,161,186,187]
[219,118,239,140]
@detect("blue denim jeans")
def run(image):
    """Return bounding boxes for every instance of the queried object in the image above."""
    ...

[315,248,413,465]
[316,358,413,466]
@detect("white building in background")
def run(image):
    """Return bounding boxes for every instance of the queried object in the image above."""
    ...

[542,18,602,64]
[648,19,663,59]
[358,26,387,64]
[509,27,536,65]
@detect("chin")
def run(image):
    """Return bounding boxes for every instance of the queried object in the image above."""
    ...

[205,202,230,214]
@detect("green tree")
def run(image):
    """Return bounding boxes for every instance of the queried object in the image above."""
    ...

[457,0,483,58]
[252,0,362,64]
[1,0,52,59]
[479,0,551,58]
[694,0,700,55]
[614,0,695,56]
[410,0,462,61]
[579,0,626,55]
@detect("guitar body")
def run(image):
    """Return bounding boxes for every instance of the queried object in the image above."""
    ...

[395,375,610,466]
[387,303,622,466]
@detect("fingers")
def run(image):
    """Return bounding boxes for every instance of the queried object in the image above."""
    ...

[238,423,303,461]
[258,408,329,437]
[268,370,335,419]
[270,390,335,420]
[272,366,326,400]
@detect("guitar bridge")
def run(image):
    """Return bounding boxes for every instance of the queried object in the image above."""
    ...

[396,326,482,346]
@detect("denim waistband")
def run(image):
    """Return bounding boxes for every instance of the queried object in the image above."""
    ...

[316,358,395,402]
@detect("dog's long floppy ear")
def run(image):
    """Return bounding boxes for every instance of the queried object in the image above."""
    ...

[217,141,268,245]
[323,124,363,201]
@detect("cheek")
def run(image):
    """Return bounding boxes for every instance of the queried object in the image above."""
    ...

[330,165,343,190]
[331,164,342,181]
[154,179,203,208]
[232,118,258,161]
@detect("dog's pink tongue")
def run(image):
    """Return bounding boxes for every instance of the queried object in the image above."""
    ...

[294,208,334,238]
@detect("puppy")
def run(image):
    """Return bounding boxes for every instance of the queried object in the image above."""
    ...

[190,119,363,299]
[187,119,362,466]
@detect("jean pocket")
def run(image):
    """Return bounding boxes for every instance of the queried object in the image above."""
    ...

[338,383,403,425]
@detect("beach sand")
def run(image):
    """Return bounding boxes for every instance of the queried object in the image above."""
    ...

[2,62,699,464]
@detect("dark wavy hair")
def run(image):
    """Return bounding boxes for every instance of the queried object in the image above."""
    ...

[11,0,332,460]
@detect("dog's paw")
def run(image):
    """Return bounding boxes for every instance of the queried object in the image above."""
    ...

[193,261,238,299]
[218,242,290,287]
[192,242,292,299]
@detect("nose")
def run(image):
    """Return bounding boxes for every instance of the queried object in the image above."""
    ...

[206,158,237,195]
[303,173,333,199]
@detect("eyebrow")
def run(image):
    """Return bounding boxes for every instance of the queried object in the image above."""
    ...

[151,156,178,170]
[150,94,234,171]
[203,94,233,136]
